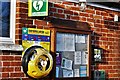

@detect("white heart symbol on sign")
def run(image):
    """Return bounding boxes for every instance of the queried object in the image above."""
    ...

[33,1,43,11]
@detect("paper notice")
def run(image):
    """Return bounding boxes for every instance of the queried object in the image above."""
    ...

[64,33,75,51]
[81,51,88,64]
[74,69,79,77]
[56,52,62,65]
[74,51,81,65]
[63,69,73,77]
[61,58,73,70]
[56,33,65,51]
[56,67,59,78]
[76,35,86,43]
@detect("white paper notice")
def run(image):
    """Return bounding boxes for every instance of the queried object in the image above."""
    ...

[74,51,81,64]
[63,69,73,77]
[56,33,75,51]
[64,34,75,51]
[74,69,79,77]
[56,67,59,78]
[76,35,86,43]
[81,51,88,64]
[56,33,65,51]
[61,58,73,70]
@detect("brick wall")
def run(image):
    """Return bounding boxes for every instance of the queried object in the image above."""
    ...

[0,51,25,80]
[0,0,120,80]
[48,2,120,79]
[0,1,33,80]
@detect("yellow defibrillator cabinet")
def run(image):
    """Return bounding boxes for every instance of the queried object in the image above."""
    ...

[22,28,53,79]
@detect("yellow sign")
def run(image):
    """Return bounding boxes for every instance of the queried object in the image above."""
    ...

[28,28,50,36]
[22,28,51,53]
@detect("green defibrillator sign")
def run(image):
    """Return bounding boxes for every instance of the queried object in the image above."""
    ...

[28,0,48,16]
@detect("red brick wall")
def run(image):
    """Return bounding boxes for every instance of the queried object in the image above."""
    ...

[48,2,120,79]
[0,51,33,80]
[0,0,120,80]
[0,1,33,80]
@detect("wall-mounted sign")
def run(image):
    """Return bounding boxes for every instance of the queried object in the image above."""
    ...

[94,70,105,80]
[94,48,102,62]
[22,27,50,52]
[28,0,48,17]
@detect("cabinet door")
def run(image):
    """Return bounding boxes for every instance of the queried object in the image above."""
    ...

[55,32,90,78]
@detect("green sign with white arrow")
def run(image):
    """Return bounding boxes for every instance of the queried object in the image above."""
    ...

[28,0,48,16]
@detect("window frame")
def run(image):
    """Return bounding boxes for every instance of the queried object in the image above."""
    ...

[0,0,16,44]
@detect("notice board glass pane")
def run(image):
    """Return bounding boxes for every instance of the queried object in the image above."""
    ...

[56,32,89,78]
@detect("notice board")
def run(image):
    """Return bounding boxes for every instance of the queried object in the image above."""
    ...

[56,32,88,78]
